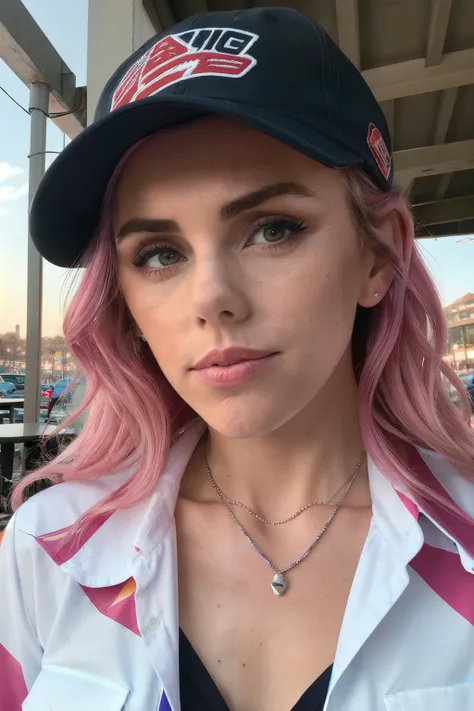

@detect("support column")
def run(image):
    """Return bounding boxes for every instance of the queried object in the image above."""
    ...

[87,0,157,123]
[24,82,49,424]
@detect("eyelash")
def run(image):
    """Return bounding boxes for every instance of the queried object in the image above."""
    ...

[131,217,309,274]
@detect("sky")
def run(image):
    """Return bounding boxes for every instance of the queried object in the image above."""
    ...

[0,0,87,337]
[0,0,473,337]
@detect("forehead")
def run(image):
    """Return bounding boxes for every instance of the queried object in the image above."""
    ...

[115,116,343,201]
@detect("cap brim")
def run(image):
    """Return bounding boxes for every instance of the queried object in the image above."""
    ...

[31,94,363,268]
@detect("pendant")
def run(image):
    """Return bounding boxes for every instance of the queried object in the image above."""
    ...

[271,573,288,596]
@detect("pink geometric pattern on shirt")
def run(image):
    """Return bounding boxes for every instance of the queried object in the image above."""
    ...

[0,643,28,709]
[35,511,114,566]
[397,491,420,520]
[410,544,474,625]
[405,448,474,557]
[80,577,141,636]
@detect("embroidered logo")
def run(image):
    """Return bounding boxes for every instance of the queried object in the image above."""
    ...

[112,28,259,110]
[367,123,391,180]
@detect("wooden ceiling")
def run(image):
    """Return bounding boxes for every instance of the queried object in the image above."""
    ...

[147,0,474,238]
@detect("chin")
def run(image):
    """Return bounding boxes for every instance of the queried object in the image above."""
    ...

[196,396,303,440]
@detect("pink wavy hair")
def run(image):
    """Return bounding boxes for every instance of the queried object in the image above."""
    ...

[12,143,474,527]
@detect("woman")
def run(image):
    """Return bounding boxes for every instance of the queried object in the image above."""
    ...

[1,7,474,711]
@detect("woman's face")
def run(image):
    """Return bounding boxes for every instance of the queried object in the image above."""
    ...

[115,117,385,437]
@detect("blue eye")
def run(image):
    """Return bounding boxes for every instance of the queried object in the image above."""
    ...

[248,218,308,246]
[132,246,181,269]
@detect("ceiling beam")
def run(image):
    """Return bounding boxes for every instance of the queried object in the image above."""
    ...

[0,0,86,138]
[425,0,453,67]
[433,86,458,144]
[336,0,360,69]
[48,87,87,139]
[175,0,209,15]
[416,219,474,238]
[430,86,458,200]
[435,172,454,200]
[397,172,417,196]
[394,139,474,184]
[363,47,474,101]
[413,195,474,226]
[143,0,176,31]
[381,99,395,144]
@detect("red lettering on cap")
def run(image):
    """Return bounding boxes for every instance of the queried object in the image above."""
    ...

[112,30,258,110]
[367,123,391,181]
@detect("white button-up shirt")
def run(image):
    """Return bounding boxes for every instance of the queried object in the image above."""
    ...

[1,421,474,710]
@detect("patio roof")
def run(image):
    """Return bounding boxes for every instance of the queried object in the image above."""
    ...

[146,0,474,239]
[0,0,86,137]
[2,0,473,239]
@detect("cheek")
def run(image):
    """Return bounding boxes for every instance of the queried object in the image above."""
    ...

[119,274,182,366]
[142,309,183,367]
[271,247,364,395]
[270,244,362,338]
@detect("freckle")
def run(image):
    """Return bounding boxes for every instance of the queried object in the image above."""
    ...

[218,660,221,664]
[259,642,263,646]
[242,663,246,668]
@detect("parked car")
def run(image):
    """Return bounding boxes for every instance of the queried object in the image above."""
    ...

[0,373,25,395]
[0,381,17,397]
[462,374,474,410]
[41,384,54,408]
[47,378,73,416]
[47,391,85,433]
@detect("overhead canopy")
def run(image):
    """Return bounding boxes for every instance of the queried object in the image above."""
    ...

[145,0,474,239]
[3,0,473,238]
[0,0,86,138]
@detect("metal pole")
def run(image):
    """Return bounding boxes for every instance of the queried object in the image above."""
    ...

[24,82,49,423]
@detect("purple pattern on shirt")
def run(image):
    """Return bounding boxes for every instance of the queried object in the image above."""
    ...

[159,691,172,711]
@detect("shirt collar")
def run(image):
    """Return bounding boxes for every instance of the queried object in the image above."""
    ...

[41,422,473,587]
[370,446,474,574]
[57,420,206,586]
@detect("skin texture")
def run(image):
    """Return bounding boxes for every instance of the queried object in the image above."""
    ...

[115,116,398,711]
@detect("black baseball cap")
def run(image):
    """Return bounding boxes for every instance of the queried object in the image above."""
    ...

[30,7,393,268]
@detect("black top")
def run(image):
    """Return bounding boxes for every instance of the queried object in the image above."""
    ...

[180,629,332,711]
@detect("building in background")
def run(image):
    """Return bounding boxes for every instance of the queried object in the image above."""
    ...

[445,293,474,370]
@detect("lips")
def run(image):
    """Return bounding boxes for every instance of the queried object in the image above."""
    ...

[192,346,277,370]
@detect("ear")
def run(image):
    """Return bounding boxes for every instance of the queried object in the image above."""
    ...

[358,208,402,308]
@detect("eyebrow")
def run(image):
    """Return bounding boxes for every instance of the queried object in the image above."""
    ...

[116,181,316,242]
[220,181,317,220]
[117,218,179,242]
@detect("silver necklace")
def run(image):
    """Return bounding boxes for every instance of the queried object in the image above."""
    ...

[204,451,364,596]
[207,454,364,526]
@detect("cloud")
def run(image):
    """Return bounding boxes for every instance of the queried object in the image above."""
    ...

[0,182,28,203]
[0,162,23,184]
[0,163,28,216]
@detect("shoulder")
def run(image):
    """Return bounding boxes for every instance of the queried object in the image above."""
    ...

[13,469,132,540]
[13,419,206,542]
[3,469,149,591]
[417,448,474,519]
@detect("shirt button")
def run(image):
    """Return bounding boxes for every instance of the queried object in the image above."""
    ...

[147,615,160,631]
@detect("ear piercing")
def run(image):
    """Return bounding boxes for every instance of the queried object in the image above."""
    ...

[374,292,381,298]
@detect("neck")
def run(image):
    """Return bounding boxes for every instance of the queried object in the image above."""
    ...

[199,365,370,518]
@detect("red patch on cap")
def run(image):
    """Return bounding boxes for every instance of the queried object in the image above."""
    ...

[367,123,391,180]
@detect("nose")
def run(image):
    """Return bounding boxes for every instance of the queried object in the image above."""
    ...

[189,254,251,328]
